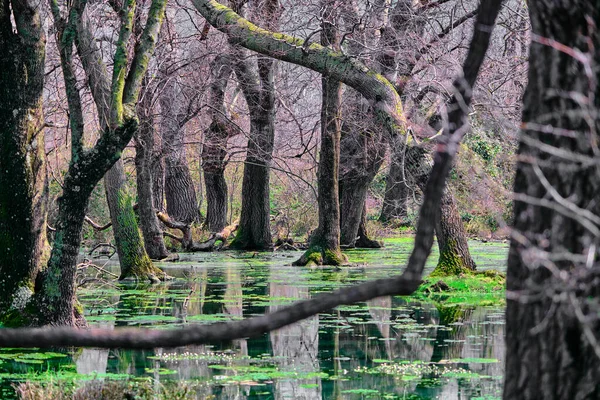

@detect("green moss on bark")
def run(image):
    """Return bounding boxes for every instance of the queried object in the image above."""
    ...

[431,239,476,277]
[293,243,348,267]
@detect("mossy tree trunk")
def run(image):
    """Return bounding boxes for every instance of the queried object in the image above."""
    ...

[433,189,476,275]
[31,0,168,325]
[294,1,347,267]
[504,1,600,398]
[105,160,167,281]
[0,0,48,319]
[405,146,475,276]
[228,0,279,251]
[77,5,168,278]
[135,82,169,260]
[202,55,234,233]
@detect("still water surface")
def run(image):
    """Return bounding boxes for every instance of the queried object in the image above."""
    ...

[0,238,508,399]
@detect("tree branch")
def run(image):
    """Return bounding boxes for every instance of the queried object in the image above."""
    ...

[190,0,406,131]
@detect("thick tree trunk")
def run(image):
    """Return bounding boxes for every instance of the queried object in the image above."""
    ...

[339,115,386,247]
[405,146,475,275]
[135,91,169,260]
[228,1,279,251]
[104,160,167,282]
[160,77,200,224]
[294,2,347,266]
[355,204,383,248]
[433,190,476,275]
[229,111,275,250]
[34,178,92,327]
[504,2,600,398]
[202,55,233,233]
[0,6,48,319]
[379,143,409,224]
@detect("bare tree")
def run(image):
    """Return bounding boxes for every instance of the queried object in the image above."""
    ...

[294,0,347,266]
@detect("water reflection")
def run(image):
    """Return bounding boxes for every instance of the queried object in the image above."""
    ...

[1,245,508,399]
[269,266,321,399]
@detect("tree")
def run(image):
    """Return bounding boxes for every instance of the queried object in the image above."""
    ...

[23,0,168,325]
[503,1,600,398]
[404,146,476,275]
[0,0,49,320]
[228,0,280,251]
[202,54,235,233]
[134,79,170,260]
[160,67,201,225]
[338,0,390,248]
[75,5,167,280]
[294,0,347,266]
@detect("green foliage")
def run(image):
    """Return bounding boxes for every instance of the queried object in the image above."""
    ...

[466,132,500,163]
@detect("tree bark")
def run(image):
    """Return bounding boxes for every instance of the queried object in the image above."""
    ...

[0,0,48,319]
[405,146,476,275]
[228,0,279,251]
[152,155,165,211]
[339,115,386,247]
[379,142,409,224]
[135,87,169,260]
[504,2,600,398]
[355,204,383,248]
[434,187,476,274]
[202,55,233,232]
[105,160,167,281]
[294,0,347,266]
[228,96,275,250]
[160,75,200,224]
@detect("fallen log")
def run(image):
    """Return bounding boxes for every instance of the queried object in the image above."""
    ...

[157,211,237,252]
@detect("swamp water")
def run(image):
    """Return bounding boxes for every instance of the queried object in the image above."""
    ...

[0,237,508,399]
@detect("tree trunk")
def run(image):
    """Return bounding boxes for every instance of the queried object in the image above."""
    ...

[379,142,409,224]
[0,3,48,320]
[433,189,476,275]
[152,155,165,211]
[405,146,475,275]
[228,1,279,251]
[504,2,600,398]
[339,113,386,247]
[34,175,92,327]
[355,204,383,248]
[294,2,347,267]
[202,55,233,233]
[160,76,200,224]
[229,109,275,250]
[135,88,169,260]
[104,160,167,282]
